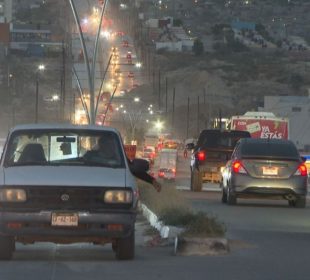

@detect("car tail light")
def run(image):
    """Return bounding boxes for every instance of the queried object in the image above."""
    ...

[159,171,164,177]
[197,151,206,161]
[172,168,176,173]
[107,224,123,231]
[7,223,23,229]
[232,160,247,174]
[294,163,307,176]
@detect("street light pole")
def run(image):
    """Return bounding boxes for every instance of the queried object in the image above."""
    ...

[35,74,39,123]
[34,64,45,123]
[69,0,109,124]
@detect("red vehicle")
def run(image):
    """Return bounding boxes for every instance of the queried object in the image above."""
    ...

[126,52,132,60]
[128,72,134,78]
[230,112,289,139]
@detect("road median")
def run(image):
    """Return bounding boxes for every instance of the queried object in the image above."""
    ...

[138,180,229,255]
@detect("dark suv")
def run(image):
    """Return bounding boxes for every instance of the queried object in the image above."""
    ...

[188,129,251,191]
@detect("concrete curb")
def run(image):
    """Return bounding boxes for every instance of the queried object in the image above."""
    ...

[140,203,170,239]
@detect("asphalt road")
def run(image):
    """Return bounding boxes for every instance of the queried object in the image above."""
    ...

[1,153,310,279]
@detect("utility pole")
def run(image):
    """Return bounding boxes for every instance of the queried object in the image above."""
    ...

[61,40,66,121]
[158,69,161,110]
[172,87,175,135]
[35,74,39,124]
[152,69,155,95]
[165,77,168,114]
[197,95,200,135]
[219,109,222,130]
[203,87,206,105]
[186,96,190,139]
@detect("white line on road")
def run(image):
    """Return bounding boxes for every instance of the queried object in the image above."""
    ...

[176,185,221,192]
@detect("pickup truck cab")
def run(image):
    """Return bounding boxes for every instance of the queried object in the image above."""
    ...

[188,129,250,191]
[0,124,148,260]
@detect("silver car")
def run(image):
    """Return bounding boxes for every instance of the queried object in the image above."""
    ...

[221,138,307,207]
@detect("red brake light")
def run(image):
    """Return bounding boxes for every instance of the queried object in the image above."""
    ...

[232,160,247,174]
[295,163,307,176]
[197,151,206,161]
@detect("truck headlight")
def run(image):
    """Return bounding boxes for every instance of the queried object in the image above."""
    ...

[0,189,27,202]
[104,190,132,204]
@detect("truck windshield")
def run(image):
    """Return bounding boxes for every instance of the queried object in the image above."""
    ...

[197,130,251,149]
[4,129,125,168]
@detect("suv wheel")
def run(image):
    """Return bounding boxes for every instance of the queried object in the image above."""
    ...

[115,230,135,260]
[221,185,227,203]
[190,169,202,192]
[227,187,237,205]
[293,196,306,208]
[0,236,14,260]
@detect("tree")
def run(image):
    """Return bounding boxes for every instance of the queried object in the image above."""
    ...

[192,39,204,56]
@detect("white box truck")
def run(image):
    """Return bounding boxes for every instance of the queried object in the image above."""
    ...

[157,148,177,181]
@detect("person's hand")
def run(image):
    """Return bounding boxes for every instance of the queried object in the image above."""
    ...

[152,179,162,193]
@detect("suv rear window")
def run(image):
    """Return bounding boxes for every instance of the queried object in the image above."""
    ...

[241,141,299,159]
[197,130,251,149]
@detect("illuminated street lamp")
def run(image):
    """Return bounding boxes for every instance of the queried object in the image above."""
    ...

[154,119,164,135]
[135,62,142,68]
[134,97,140,102]
[52,94,60,101]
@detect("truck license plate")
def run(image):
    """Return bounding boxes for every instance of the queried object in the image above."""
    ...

[51,213,78,227]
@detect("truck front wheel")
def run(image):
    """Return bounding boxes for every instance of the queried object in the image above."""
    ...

[115,230,135,260]
[0,236,14,260]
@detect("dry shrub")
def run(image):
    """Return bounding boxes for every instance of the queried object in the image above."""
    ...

[137,180,190,214]
[138,180,226,238]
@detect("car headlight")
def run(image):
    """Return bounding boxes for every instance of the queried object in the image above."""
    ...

[0,189,27,202]
[104,190,132,204]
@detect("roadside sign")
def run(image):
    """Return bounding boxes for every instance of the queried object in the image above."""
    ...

[124,145,136,160]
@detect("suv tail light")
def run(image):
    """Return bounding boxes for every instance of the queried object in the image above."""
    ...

[294,163,307,176]
[232,160,247,174]
[197,151,206,161]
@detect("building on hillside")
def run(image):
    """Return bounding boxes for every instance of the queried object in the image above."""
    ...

[0,0,12,23]
[9,23,62,56]
[263,95,310,151]
[231,21,256,31]
[145,17,194,52]
[0,22,9,55]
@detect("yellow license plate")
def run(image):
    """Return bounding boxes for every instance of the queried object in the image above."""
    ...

[51,213,78,227]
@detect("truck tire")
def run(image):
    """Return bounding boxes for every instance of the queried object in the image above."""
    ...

[190,169,202,192]
[0,236,14,260]
[293,196,306,208]
[115,230,135,260]
[220,182,227,203]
